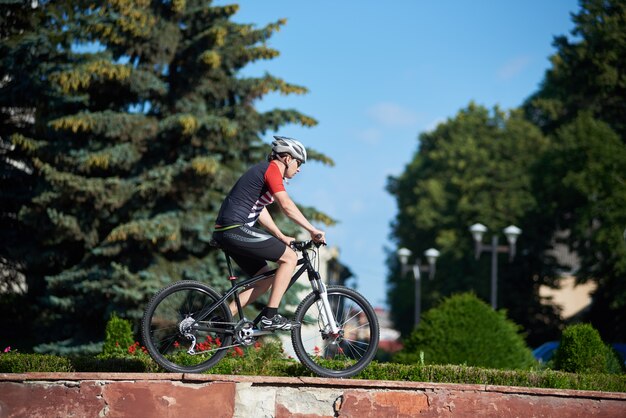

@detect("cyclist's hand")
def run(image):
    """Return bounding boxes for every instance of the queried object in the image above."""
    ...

[281,234,296,246]
[311,229,326,245]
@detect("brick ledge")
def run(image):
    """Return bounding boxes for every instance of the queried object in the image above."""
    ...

[1,372,624,401]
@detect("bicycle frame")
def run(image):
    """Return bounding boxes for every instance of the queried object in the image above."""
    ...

[193,244,340,335]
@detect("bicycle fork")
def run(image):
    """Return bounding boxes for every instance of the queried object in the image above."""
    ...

[301,250,341,335]
[314,281,341,335]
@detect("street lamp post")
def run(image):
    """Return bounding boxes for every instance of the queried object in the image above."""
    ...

[397,247,440,327]
[469,223,522,310]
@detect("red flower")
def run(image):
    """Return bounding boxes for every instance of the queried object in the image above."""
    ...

[173,341,180,348]
[234,346,244,357]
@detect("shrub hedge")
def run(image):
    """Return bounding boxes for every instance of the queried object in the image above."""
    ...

[553,323,624,374]
[357,362,626,392]
[1,352,625,393]
[102,312,135,358]
[0,353,74,373]
[394,293,536,370]
[606,345,626,374]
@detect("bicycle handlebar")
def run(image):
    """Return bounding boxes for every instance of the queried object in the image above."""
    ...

[290,239,326,252]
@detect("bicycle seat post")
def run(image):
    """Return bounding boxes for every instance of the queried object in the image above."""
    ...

[224,251,237,281]
[224,251,244,318]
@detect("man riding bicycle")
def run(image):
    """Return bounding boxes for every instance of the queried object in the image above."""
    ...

[212,136,326,331]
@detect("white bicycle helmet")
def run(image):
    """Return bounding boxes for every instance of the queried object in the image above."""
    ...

[271,136,307,164]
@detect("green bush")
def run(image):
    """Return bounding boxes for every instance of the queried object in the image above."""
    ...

[394,292,536,370]
[0,353,74,373]
[71,355,161,373]
[553,323,620,374]
[208,339,302,376]
[101,312,135,358]
[356,362,626,392]
[606,344,626,374]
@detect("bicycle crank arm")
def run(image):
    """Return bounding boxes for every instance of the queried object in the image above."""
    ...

[250,329,275,337]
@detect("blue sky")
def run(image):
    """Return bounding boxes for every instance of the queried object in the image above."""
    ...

[218,0,579,308]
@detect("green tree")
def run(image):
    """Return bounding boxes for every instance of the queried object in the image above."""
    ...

[1,1,332,352]
[533,114,626,340]
[1,0,78,349]
[389,0,626,346]
[394,293,536,370]
[524,0,626,341]
[387,103,562,343]
[524,0,626,139]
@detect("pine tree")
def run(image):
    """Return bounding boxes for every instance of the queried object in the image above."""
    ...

[1,0,82,349]
[2,1,332,352]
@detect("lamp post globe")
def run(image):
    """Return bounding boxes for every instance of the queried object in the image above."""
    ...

[469,223,487,243]
[503,225,522,245]
[397,247,412,267]
[424,248,440,266]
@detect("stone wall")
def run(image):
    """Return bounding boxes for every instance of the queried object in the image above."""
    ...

[1,373,625,417]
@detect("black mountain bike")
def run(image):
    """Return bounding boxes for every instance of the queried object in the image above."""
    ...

[141,239,380,378]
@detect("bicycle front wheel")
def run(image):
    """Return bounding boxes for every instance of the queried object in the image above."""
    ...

[141,280,233,373]
[291,285,379,378]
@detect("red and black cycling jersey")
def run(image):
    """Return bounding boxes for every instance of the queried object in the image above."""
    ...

[216,161,285,227]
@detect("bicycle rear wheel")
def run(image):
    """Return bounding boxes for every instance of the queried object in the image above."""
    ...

[291,285,379,378]
[141,280,233,373]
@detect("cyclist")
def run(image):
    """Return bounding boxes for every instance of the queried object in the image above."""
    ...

[212,136,326,331]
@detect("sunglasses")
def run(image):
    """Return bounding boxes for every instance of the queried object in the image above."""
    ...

[291,158,303,168]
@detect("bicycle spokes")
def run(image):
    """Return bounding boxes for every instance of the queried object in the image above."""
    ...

[142,282,233,373]
[292,286,379,378]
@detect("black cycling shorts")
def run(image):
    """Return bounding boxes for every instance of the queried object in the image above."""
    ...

[212,225,287,276]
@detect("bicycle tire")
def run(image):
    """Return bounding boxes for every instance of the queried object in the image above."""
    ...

[141,280,233,373]
[291,285,379,378]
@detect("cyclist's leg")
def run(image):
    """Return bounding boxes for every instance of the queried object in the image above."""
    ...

[229,265,273,313]
[213,225,287,313]
[267,246,297,308]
